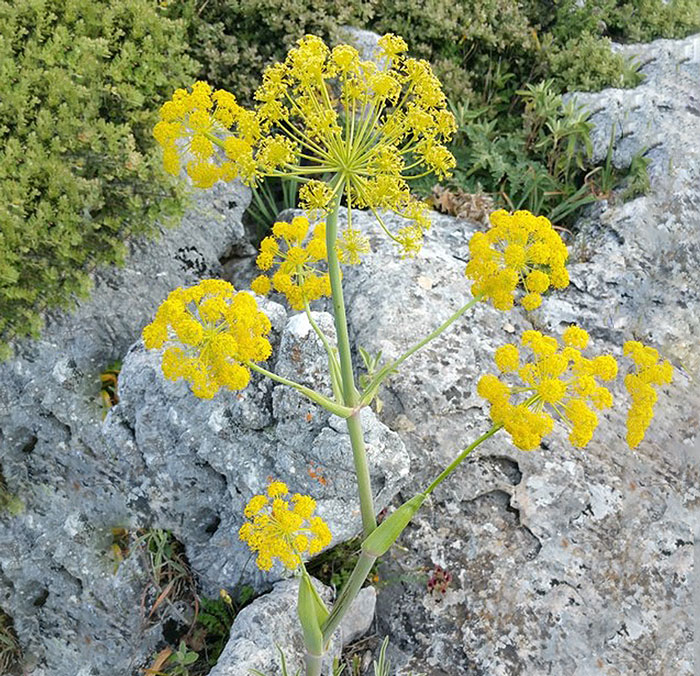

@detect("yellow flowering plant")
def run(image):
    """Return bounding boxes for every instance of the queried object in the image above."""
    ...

[143,34,673,675]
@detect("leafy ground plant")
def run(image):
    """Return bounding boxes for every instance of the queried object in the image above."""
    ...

[0,609,22,675]
[114,528,254,675]
[143,34,674,674]
[0,468,23,517]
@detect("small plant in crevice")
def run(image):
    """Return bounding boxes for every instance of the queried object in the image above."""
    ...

[110,528,198,629]
[100,361,122,418]
[143,587,255,676]
[0,468,23,517]
[0,609,22,676]
[112,528,256,676]
[426,564,453,600]
[306,534,379,595]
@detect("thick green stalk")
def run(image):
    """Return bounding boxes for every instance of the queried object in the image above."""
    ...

[346,411,377,535]
[304,653,323,676]
[325,189,377,536]
[325,188,357,407]
[359,294,483,407]
[321,551,376,644]
[424,425,501,495]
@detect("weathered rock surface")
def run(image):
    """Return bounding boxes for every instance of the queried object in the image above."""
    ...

[336,33,700,676]
[210,579,376,676]
[107,309,408,595]
[0,181,252,675]
[338,26,382,62]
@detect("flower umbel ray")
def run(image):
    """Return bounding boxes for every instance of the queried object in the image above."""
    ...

[478,327,618,450]
[153,34,457,257]
[239,481,332,571]
[142,279,272,398]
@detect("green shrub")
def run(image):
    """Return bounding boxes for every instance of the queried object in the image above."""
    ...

[168,0,377,105]
[546,33,642,92]
[548,0,700,44]
[0,0,199,356]
[174,0,698,111]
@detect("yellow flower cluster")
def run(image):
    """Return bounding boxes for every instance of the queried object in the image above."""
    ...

[153,81,259,187]
[239,481,332,571]
[251,215,332,310]
[623,341,673,448]
[478,327,618,450]
[142,279,272,398]
[465,209,570,311]
[154,34,457,257]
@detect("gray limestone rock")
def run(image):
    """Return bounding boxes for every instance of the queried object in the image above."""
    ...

[209,579,376,676]
[337,27,382,63]
[0,181,252,675]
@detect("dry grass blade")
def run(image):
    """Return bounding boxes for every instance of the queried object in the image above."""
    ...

[148,580,175,619]
[142,646,173,675]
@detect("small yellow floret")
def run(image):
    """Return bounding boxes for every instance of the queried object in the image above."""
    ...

[267,481,288,498]
[562,325,589,349]
[494,344,520,373]
[251,275,271,296]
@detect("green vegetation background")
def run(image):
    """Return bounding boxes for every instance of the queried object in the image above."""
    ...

[1,0,698,358]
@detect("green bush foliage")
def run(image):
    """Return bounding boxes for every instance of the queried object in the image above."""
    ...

[174,0,699,108]
[0,0,198,356]
[168,0,377,105]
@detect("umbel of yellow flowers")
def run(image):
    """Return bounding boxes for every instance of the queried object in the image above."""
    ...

[479,327,618,450]
[239,481,332,571]
[153,33,457,257]
[479,327,673,451]
[465,209,570,311]
[142,279,272,398]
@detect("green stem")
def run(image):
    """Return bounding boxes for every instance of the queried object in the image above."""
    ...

[245,361,353,418]
[424,425,502,496]
[304,652,323,676]
[360,295,483,407]
[325,186,357,407]
[321,551,376,644]
[326,187,377,537]
[347,411,377,536]
[303,299,343,404]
